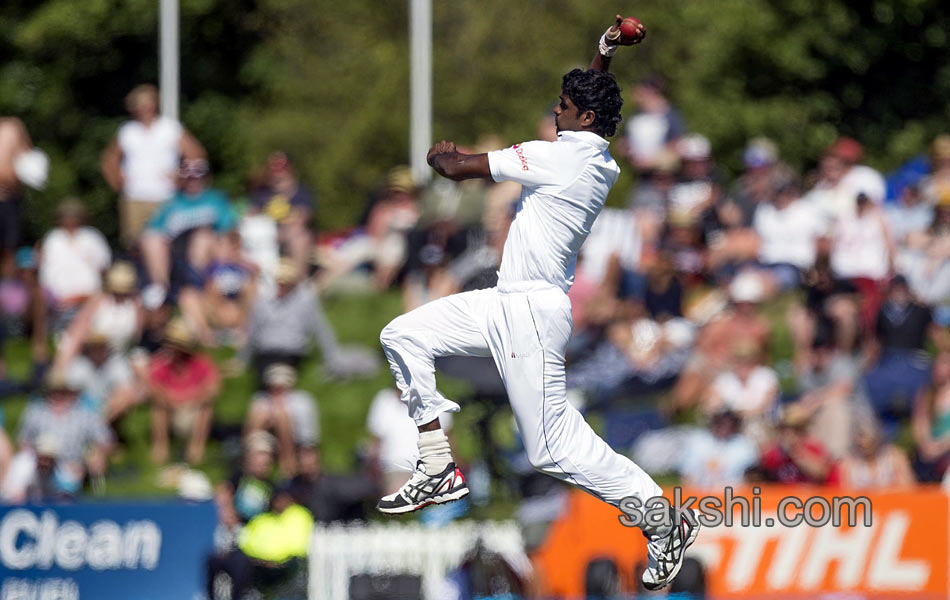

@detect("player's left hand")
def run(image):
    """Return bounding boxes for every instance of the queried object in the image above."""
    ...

[605,13,646,46]
[427,140,457,166]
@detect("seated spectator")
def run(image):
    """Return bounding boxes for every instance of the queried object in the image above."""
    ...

[702,341,778,445]
[787,255,860,370]
[863,275,935,426]
[249,151,315,276]
[829,192,894,327]
[726,137,795,227]
[901,187,950,340]
[54,261,144,370]
[179,231,256,346]
[673,271,771,410]
[0,372,111,502]
[37,199,111,335]
[805,137,886,225]
[140,158,236,310]
[794,327,868,460]
[888,182,932,270]
[752,179,824,291]
[678,410,758,489]
[240,258,377,384]
[246,364,319,475]
[622,75,685,174]
[287,443,379,522]
[669,134,720,222]
[912,353,950,482]
[920,134,950,205]
[146,318,220,465]
[759,405,838,485]
[316,166,419,292]
[215,431,277,530]
[64,331,144,423]
[840,410,915,489]
[367,387,453,494]
[206,484,313,600]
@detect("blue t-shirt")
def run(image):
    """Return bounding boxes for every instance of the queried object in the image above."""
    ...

[148,189,236,239]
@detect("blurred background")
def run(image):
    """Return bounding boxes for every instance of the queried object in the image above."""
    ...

[2,1,950,599]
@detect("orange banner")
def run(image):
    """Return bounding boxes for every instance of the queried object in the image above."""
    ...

[531,486,949,598]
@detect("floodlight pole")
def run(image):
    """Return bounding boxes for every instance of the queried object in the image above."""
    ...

[159,0,180,120]
[409,0,432,184]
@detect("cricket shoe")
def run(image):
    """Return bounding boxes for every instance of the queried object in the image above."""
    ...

[377,461,469,514]
[641,508,701,590]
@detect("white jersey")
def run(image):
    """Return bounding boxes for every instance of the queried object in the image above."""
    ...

[117,115,183,203]
[487,130,619,292]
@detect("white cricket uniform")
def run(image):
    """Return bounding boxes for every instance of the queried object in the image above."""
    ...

[380,130,663,507]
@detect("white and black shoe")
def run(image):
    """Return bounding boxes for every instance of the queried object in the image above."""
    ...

[642,508,701,590]
[377,461,469,514]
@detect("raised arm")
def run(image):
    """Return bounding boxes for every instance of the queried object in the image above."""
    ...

[588,14,647,72]
[426,140,491,181]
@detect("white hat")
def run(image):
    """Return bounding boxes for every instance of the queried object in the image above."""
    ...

[729,271,765,304]
[178,469,213,501]
[35,433,61,457]
[678,134,711,161]
[264,363,297,388]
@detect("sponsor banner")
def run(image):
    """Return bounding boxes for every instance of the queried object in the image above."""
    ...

[531,486,949,598]
[0,501,216,600]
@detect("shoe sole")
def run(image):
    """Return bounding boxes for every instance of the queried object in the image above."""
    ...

[642,517,702,591]
[377,485,470,515]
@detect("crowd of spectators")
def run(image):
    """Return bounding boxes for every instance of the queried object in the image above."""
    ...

[2,75,950,592]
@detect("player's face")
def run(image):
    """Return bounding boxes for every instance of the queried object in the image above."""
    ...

[554,94,590,134]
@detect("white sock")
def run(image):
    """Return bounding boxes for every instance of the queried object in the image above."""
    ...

[417,429,452,474]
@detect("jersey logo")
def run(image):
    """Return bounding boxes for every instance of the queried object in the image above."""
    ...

[512,144,529,171]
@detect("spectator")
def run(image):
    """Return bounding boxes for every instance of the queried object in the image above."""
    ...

[912,353,950,482]
[246,363,319,475]
[753,180,825,291]
[54,261,144,370]
[179,231,256,347]
[140,158,236,312]
[726,137,795,227]
[146,318,220,465]
[863,275,935,426]
[805,137,886,226]
[215,431,277,530]
[673,271,771,410]
[668,134,719,222]
[64,331,144,423]
[678,410,758,489]
[100,84,205,244]
[702,341,779,444]
[901,187,950,334]
[241,258,377,384]
[249,151,315,276]
[622,76,685,174]
[829,192,894,326]
[206,485,313,600]
[287,443,379,523]
[37,199,112,335]
[0,372,110,502]
[628,150,678,214]
[759,405,837,485]
[794,327,868,460]
[840,410,914,489]
[921,134,950,205]
[0,117,47,277]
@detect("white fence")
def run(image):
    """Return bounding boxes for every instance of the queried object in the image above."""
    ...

[308,520,528,600]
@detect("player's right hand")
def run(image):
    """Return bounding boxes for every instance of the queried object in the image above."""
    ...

[427,140,457,166]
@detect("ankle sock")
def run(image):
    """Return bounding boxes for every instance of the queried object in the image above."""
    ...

[417,429,453,474]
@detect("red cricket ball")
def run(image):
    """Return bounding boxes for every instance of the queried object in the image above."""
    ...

[620,17,642,40]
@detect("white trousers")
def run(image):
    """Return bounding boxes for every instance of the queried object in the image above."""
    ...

[380,281,663,508]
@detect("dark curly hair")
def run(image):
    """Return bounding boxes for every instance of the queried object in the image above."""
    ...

[561,68,624,138]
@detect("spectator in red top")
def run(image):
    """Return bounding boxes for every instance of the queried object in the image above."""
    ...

[147,317,220,465]
[759,404,838,485]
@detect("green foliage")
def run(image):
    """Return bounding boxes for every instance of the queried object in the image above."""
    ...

[2,0,950,236]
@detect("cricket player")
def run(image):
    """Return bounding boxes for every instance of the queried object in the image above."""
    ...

[378,16,699,589]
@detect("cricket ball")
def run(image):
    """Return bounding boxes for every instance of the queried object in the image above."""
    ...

[620,17,642,40]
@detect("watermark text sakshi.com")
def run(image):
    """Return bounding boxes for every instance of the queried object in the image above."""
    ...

[618,487,873,529]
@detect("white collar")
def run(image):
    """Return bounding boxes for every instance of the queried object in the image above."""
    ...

[557,130,610,150]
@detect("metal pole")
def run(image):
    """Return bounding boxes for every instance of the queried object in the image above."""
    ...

[409,0,432,184]
[159,0,179,120]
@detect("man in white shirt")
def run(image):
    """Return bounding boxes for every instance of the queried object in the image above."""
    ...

[376,16,697,590]
[100,84,205,244]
